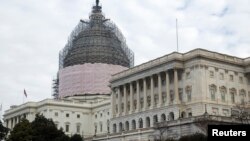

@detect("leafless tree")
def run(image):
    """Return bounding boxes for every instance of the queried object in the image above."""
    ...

[231,101,250,124]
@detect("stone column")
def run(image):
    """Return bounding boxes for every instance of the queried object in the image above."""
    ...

[174,69,179,104]
[158,73,162,107]
[117,87,121,115]
[150,75,154,108]
[130,82,133,113]
[166,71,170,105]
[124,85,127,115]
[136,80,140,112]
[111,88,116,117]
[143,78,147,110]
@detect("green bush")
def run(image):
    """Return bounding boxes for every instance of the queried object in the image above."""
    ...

[179,133,207,141]
[163,133,207,141]
[70,134,83,141]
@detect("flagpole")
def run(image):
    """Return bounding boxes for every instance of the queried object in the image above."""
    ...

[23,91,24,104]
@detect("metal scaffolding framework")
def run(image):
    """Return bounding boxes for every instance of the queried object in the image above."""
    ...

[53,2,134,98]
[58,3,134,69]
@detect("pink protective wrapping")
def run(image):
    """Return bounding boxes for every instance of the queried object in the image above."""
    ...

[59,63,127,97]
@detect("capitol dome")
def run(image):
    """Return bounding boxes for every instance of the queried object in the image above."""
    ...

[56,0,134,98]
[59,1,134,69]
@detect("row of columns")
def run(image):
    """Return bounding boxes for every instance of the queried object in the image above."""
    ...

[5,114,27,129]
[112,69,180,117]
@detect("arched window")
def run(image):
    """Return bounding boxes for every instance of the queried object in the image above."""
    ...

[209,84,217,101]
[139,118,143,128]
[125,121,129,131]
[185,86,192,102]
[230,88,236,104]
[220,86,227,102]
[239,89,246,104]
[168,112,174,121]
[113,124,117,133]
[153,115,158,124]
[132,120,136,130]
[161,114,166,122]
[146,117,150,128]
[181,111,186,118]
[119,122,123,132]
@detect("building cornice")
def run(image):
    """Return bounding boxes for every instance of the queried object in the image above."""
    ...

[4,98,110,118]
[111,48,250,83]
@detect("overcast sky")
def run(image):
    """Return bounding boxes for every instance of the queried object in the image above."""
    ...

[0,0,250,119]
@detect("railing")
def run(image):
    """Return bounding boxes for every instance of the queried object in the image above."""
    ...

[154,114,250,128]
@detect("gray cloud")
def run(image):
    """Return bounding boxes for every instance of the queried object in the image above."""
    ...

[0,0,250,119]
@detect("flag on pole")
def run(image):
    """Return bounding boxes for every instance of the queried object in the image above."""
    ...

[24,89,27,98]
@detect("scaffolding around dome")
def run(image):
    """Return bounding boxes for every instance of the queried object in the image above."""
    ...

[59,19,134,69]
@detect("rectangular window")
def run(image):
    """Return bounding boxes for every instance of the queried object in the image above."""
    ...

[162,79,166,85]
[65,124,69,132]
[162,92,166,104]
[210,88,216,101]
[154,81,158,87]
[115,105,118,113]
[76,125,80,133]
[209,71,214,78]
[66,113,69,117]
[221,91,226,102]
[154,94,158,106]
[55,112,58,117]
[147,83,150,89]
[230,75,234,81]
[239,77,243,84]
[147,96,151,107]
[121,103,124,112]
[134,100,137,109]
[188,112,192,117]
[140,86,143,91]
[219,73,224,80]
[186,72,190,79]
[223,109,229,116]
[212,107,219,115]
[231,92,235,103]
[77,114,80,118]
[140,98,143,109]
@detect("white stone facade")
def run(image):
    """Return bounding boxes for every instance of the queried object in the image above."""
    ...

[3,49,250,141]
[108,48,250,140]
[3,98,111,138]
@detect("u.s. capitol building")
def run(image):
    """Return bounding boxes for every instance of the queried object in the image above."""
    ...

[3,1,250,141]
